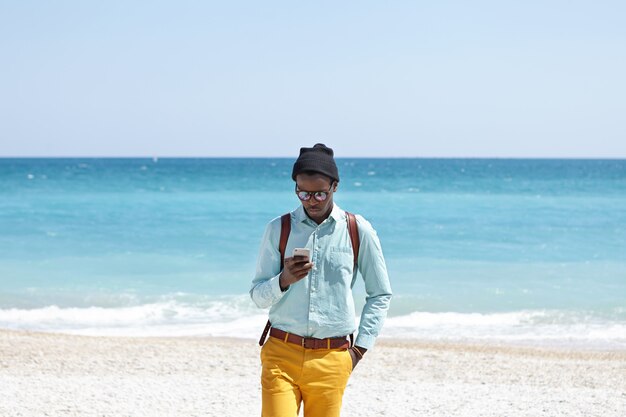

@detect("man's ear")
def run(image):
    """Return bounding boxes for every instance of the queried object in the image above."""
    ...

[333,182,338,192]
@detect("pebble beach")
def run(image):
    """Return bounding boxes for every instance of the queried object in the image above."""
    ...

[1,329,625,417]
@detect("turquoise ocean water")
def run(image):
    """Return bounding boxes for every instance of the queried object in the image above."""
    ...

[1,158,625,349]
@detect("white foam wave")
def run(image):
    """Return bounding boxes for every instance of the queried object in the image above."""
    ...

[1,302,625,349]
[0,297,267,338]
[381,310,626,350]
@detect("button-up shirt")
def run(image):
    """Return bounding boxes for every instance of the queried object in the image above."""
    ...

[250,204,392,350]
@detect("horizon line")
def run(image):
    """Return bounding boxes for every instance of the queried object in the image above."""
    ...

[1,155,626,160]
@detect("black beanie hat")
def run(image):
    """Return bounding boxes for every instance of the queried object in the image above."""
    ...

[291,143,340,183]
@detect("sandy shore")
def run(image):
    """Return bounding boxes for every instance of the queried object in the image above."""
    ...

[1,329,625,417]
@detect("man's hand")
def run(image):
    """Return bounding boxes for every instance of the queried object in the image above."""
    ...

[348,346,367,370]
[279,256,314,291]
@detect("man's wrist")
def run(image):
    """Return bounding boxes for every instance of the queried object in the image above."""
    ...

[351,346,367,359]
[278,273,289,292]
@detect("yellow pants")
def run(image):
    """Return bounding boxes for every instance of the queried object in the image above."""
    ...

[260,336,353,417]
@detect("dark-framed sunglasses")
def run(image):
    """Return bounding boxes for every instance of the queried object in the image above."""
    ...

[295,183,335,202]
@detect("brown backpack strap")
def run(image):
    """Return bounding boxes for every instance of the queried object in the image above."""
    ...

[346,212,360,346]
[279,213,291,269]
[345,212,360,268]
[258,319,272,346]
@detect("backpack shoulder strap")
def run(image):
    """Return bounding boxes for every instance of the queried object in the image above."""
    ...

[279,213,291,269]
[345,212,360,268]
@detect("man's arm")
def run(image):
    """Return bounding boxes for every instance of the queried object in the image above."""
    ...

[250,221,286,309]
[353,216,393,351]
[250,217,315,309]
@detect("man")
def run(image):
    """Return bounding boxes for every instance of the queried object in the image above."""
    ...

[250,143,392,417]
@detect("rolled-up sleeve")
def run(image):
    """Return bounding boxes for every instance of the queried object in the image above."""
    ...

[354,216,393,349]
[250,220,287,309]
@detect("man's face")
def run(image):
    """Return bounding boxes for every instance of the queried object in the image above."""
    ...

[295,173,337,224]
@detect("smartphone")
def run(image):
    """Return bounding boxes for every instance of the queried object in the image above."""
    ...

[292,248,311,260]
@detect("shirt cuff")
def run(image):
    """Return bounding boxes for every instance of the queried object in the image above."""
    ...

[269,273,287,301]
[354,333,376,350]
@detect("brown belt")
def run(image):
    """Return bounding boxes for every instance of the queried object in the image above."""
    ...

[269,328,350,350]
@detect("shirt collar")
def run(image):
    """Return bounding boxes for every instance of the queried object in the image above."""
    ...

[294,204,345,225]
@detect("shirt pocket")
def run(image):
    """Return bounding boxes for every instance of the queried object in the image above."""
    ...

[329,246,354,276]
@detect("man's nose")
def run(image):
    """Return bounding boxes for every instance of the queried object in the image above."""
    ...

[306,196,320,206]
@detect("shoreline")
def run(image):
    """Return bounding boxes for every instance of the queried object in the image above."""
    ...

[2,328,625,416]
[3,302,625,352]
[2,326,625,355]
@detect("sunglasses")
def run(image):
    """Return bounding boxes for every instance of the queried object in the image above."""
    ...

[295,184,334,202]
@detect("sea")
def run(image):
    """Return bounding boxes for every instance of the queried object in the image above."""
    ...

[1,158,625,350]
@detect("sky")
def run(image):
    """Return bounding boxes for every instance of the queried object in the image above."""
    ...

[0,1,625,158]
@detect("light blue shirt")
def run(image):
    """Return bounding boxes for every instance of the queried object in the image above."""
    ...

[250,204,392,350]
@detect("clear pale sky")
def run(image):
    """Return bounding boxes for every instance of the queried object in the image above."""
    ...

[1,1,624,157]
